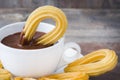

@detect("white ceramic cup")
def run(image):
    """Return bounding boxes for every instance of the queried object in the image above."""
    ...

[0,22,83,78]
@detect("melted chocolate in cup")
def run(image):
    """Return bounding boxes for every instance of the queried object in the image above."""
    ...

[1,31,52,49]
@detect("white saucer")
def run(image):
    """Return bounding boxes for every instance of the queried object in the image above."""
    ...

[54,65,67,74]
[55,52,83,74]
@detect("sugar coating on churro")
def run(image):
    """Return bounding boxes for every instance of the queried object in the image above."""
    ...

[20,6,67,45]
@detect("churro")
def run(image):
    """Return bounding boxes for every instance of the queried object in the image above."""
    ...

[39,72,89,80]
[20,6,67,45]
[14,77,37,80]
[64,49,118,76]
[0,69,11,80]
[0,61,3,68]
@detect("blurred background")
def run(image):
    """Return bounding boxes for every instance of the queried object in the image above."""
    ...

[0,0,120,79]
[0,0,120,9]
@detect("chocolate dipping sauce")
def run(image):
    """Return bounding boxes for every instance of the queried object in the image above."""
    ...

[1,32,51,49]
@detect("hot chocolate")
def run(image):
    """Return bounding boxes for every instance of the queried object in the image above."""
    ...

[1,32,51,49]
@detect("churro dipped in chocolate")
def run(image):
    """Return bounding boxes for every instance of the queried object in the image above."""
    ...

[20,6,67,46]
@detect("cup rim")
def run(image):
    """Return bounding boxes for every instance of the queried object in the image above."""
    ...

[0,22,64,52]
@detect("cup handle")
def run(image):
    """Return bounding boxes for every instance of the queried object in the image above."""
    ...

[57,42,83,69]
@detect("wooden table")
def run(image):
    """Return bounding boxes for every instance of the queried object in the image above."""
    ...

[0,8,120,80]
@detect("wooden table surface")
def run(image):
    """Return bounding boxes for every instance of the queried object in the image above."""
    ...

[0,8,120,80]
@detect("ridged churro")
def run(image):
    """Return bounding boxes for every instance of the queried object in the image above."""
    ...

[0,61,3,68]
[20,6,67,45]
[0,69,11,80]
[39,72,89,80]
[14,77,37,80]
[64,49,118,76]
